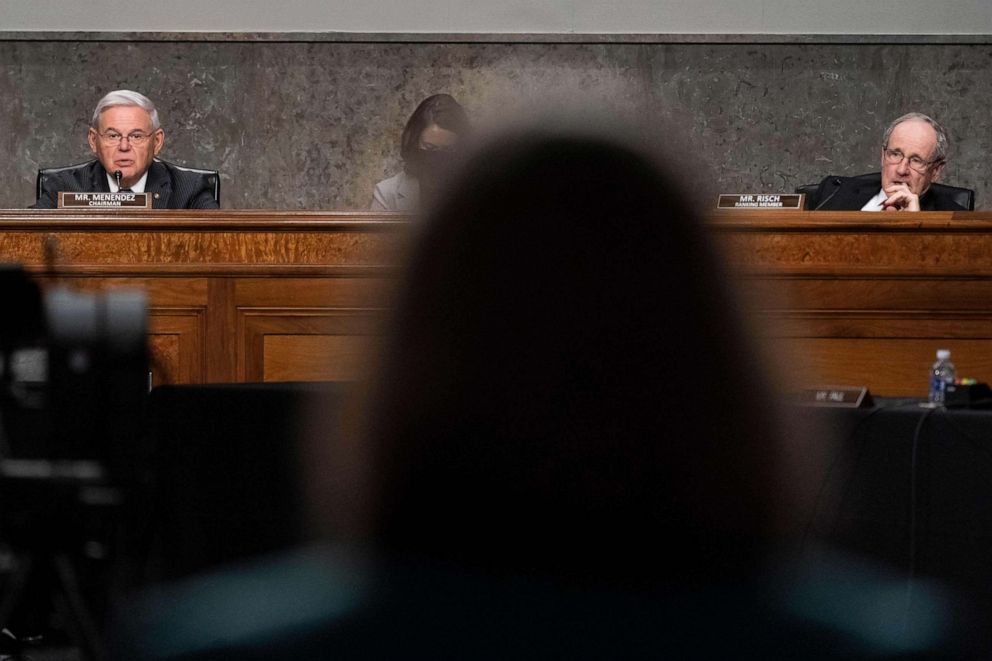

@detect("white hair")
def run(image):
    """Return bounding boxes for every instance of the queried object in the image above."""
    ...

[882,112,948,164]
[90,90,161,130]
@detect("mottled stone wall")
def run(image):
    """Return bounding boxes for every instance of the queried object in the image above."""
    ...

[1,39,990,209]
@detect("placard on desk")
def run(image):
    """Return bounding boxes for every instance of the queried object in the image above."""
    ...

[58,191,152,209]
[717,193,804,210]
[794,386,874,408]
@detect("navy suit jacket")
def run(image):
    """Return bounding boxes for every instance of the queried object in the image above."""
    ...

[33,159,219,210]
[810,173,970,212]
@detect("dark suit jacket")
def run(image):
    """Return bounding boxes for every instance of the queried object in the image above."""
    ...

[809,173,970,212]
[33,159,219,210]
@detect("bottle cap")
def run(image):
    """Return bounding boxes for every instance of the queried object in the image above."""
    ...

[937,349,951,360]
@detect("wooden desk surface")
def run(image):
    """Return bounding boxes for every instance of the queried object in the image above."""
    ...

[0,210,410,385]
[711,210,992,276]
[0,210,407,273]
[3,209,991,394]
[709,210,992,396]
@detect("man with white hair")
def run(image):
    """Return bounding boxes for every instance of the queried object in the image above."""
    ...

[807,112,972,212]
[34,90,219,209]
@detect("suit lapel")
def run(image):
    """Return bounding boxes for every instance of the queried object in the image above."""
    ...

[851,180,881,209]
[825,175,881,210]
[395,172,419,211]
[90,161,111,192]
[919,189,947,211]
[146,160,172,209]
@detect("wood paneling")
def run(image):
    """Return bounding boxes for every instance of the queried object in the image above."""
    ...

[239,309,383,382]
[0,212,407,273]
[0,211,404,385]
[5,209,992,393]
[787,338,992,397]
[261,335,373,382]
[713,210,992,396]
[148,308,207,386]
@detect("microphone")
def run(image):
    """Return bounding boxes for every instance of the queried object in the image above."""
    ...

[113,170,123,190]
[813,178,844,211]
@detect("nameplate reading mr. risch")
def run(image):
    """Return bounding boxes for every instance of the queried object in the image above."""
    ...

[717,193,804,210]
[58,191,152,209]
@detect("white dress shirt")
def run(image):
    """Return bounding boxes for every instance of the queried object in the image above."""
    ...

[861,189,886,212]
[106,171,149,193]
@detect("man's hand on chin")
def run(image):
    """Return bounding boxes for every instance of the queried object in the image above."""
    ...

[882,182,921,212]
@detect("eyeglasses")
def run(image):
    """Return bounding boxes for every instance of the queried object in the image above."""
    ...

[97,130,156,147]
[883,148,940,174]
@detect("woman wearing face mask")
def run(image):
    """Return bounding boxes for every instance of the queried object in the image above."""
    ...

[371,94,469,212]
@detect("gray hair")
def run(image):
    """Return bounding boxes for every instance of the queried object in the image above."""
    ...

[90,90,161,130]
[882,112,948,164]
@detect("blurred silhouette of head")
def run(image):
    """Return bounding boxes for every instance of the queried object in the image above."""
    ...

[360,125,784,590]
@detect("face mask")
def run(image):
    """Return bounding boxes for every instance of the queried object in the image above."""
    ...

[405,149,452,177]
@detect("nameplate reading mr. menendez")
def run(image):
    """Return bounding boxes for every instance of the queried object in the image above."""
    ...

[717,194,804,210]
[58,192,152,209]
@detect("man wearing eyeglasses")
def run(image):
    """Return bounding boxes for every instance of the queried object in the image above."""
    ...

[33,90,219,209]
[807,113,970,212]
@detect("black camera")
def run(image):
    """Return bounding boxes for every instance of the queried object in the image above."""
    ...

[0,265,148,659]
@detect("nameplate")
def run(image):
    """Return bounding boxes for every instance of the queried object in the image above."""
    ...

[58,191,152,209]
[717,193,804,209]
[794,386,873,408]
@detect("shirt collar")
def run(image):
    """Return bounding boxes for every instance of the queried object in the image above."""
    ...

[861,188,887,212]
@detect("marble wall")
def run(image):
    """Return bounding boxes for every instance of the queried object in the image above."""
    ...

[1,38,990,209]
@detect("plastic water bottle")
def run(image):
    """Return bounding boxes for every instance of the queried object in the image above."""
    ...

[928,349,956,405]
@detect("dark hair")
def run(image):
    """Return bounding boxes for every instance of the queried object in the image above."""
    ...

[399,94,469,161]
[362,127,785,590]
